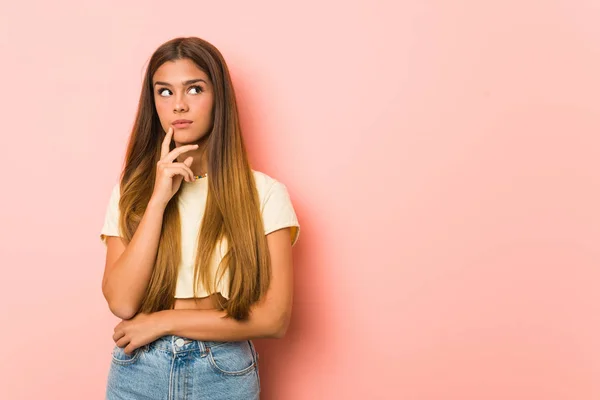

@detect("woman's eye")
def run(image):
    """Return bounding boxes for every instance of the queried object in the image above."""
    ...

[157,86,203,97]
[189,85,203,94]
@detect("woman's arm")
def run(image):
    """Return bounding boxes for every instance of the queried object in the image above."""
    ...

[102,198,167,320]
[155,227,295,341]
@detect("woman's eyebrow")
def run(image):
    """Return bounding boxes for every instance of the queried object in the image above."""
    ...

[153,78,207,87]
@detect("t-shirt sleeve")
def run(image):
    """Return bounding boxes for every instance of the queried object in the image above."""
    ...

[99,183,122,245]
[261,181,300,246]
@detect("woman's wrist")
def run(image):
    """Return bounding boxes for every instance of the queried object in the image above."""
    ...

[148,196,168,211]
[153,310,173,336]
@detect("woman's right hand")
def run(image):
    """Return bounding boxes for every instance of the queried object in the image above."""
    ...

[150,126,199,208]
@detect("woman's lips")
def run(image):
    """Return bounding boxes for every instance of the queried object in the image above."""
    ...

[173,121,193,128]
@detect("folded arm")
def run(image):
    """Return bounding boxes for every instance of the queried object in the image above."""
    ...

[154,227,295,341]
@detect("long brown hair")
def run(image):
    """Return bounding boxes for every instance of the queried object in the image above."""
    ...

[117,37,270,321]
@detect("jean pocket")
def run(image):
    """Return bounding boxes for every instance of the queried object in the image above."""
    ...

[207,340,257,376]
[248,340,261,391]
[111,344,143,366]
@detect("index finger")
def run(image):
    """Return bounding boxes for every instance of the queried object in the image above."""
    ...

[160,127,173,159]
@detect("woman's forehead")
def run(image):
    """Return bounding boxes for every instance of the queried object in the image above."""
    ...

[153,59,210,84]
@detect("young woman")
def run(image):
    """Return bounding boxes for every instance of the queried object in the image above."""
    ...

[99,36,300,399]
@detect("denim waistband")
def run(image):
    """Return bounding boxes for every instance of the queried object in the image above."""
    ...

[150,334,239,354]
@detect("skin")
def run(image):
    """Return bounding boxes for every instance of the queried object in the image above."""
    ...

[111,59,295,352]
[153,58,214,177]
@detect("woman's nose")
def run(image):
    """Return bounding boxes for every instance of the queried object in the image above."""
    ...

[174,95,188,112]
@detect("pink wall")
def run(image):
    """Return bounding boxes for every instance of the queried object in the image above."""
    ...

[1,0,599,399]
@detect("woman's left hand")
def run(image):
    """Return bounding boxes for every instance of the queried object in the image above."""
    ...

[113,312,167,355]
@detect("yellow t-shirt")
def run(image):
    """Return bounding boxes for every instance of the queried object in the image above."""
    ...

[99,170,300,298]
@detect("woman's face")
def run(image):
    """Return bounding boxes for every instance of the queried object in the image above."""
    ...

[152,58,214,147]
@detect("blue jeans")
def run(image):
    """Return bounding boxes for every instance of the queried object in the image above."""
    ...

[106,335,261,399]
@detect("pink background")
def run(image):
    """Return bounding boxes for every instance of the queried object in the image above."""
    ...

[1,0,599,399]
